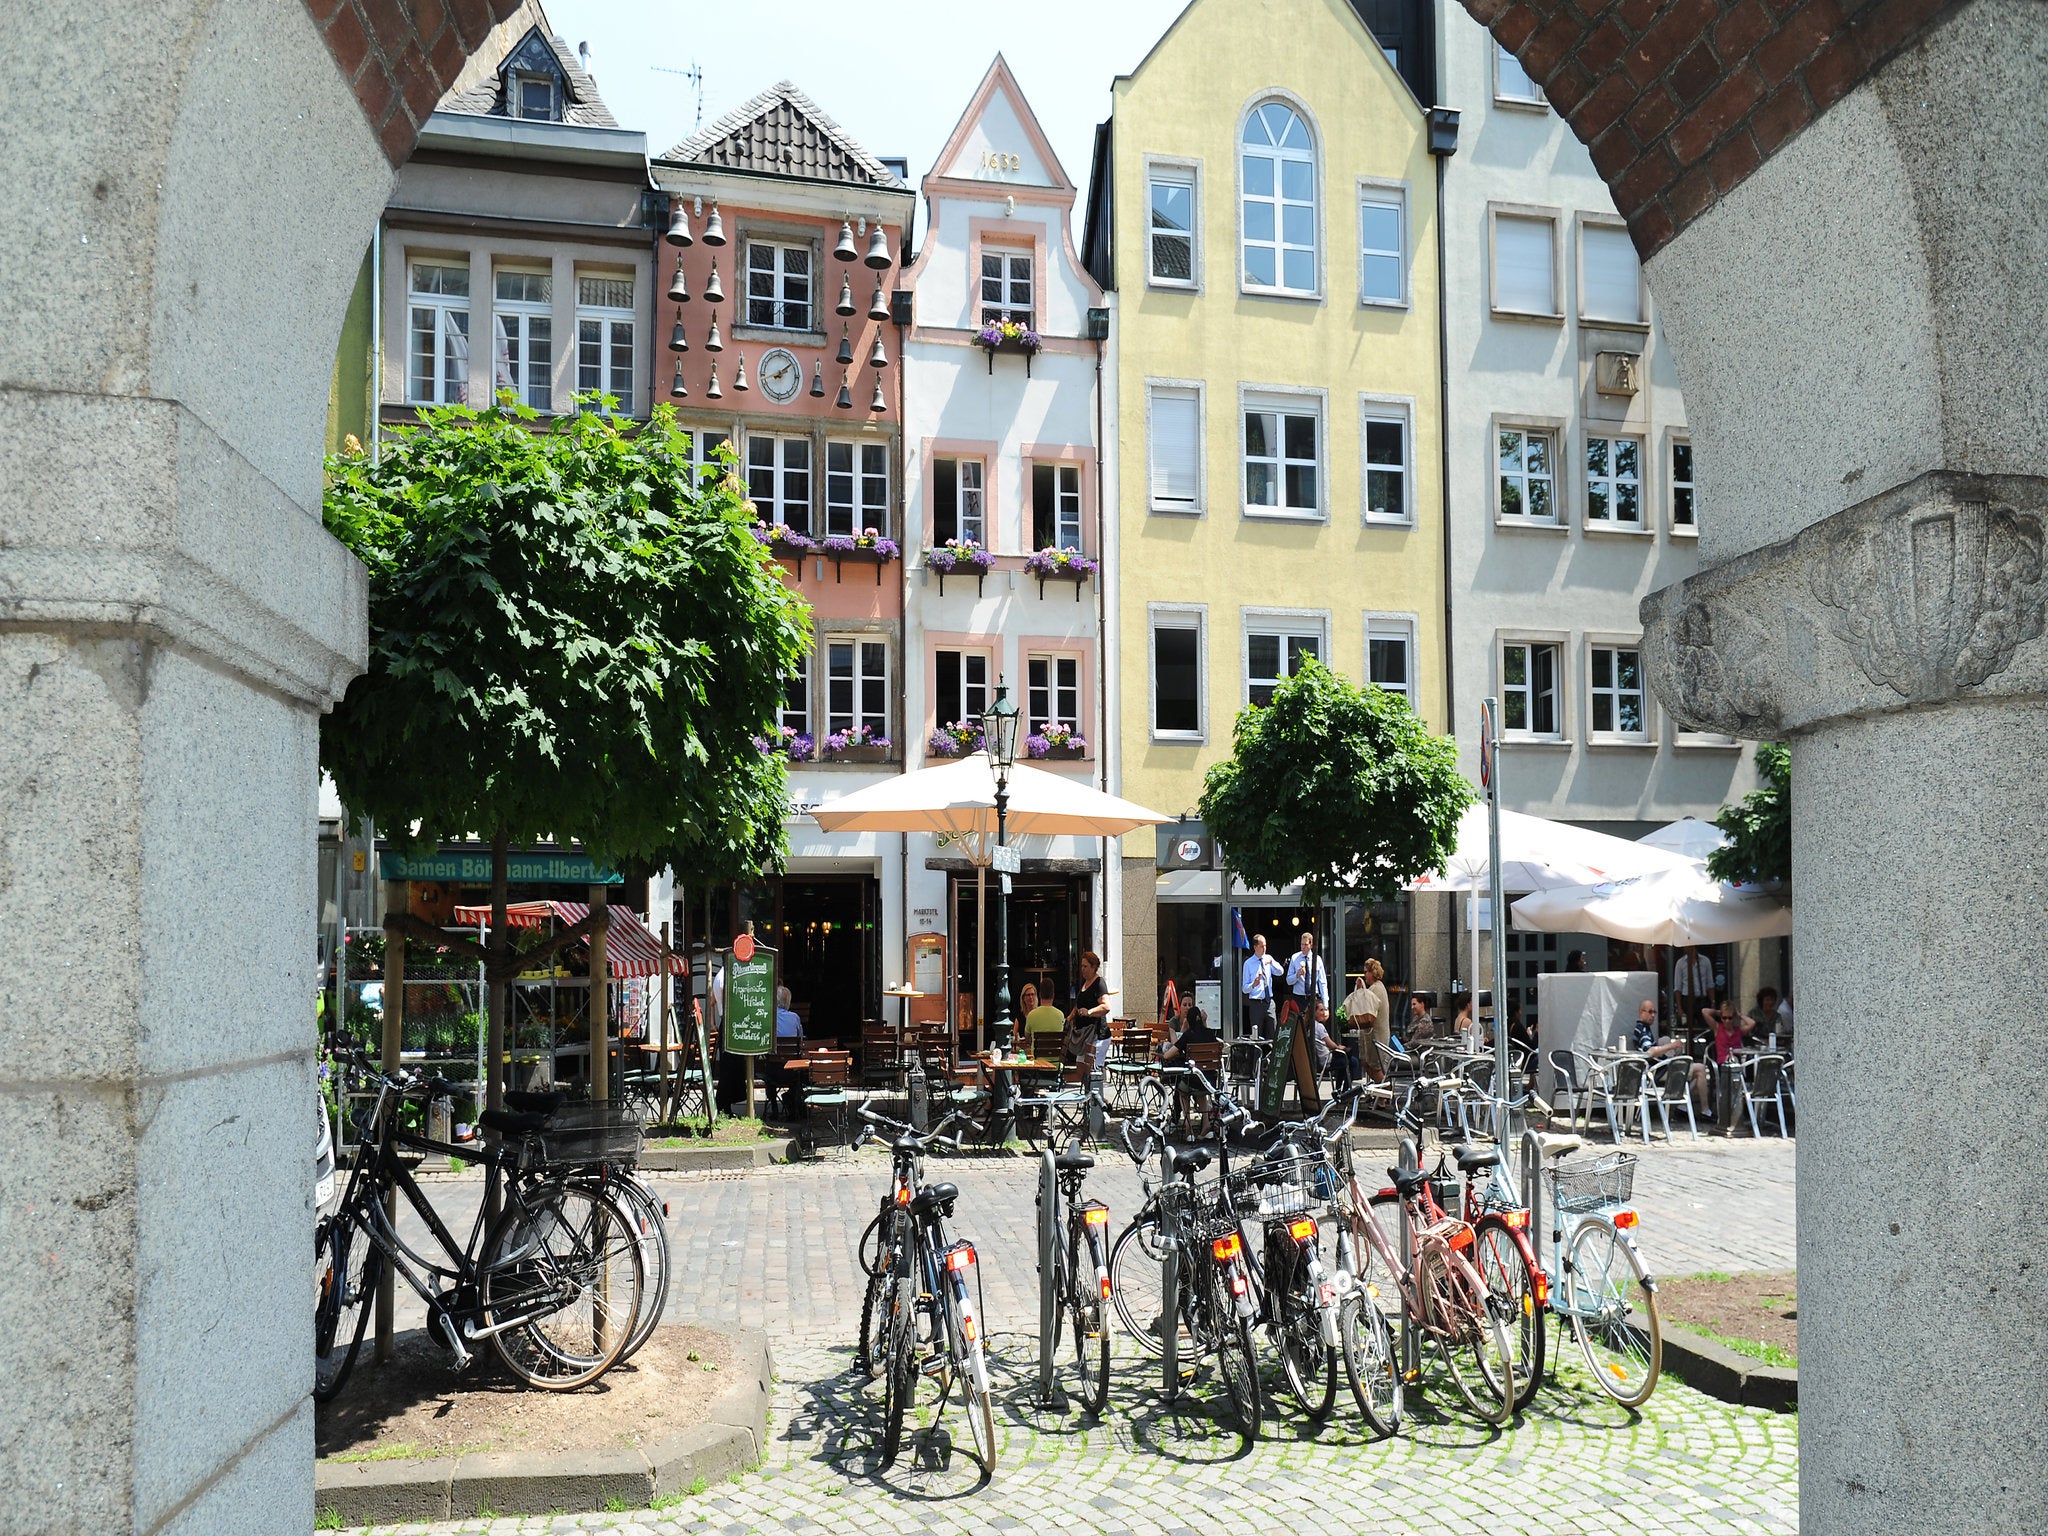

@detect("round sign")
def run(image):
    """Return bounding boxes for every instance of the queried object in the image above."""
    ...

[733,933,756,963]
[1176,838,1203,863]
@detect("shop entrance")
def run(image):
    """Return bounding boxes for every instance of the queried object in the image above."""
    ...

[700,875,879,1045]
[948,873,1093,1028]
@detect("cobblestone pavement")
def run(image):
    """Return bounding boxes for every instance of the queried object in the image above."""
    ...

[344,1136,1796,1534]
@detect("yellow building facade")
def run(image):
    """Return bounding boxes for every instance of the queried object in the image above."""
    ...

[1083,0,1445,1021]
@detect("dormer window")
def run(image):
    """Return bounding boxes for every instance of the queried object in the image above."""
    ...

[514,72,556,121]
[501,31,566,123]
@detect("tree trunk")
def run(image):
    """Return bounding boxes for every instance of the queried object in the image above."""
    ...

[487,827,510,1115]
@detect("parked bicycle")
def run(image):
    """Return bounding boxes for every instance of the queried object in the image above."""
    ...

[313,1059,645,1402]
[849,1106,998,1478]
[1036,1133,1113,1415]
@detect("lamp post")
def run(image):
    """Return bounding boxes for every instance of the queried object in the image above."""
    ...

[982,684,1022,1051]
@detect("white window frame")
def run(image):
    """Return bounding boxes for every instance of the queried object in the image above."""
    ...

[1576,215,1647,328]
[1146,379,1206,516]
[1358,393,1414,526]
[1583,431,1649,534]
[686,426,732,484]
[931,456,986,547]
[575,272,637,414]
[825,635,891,740]
[1148,603,1208,743]
[1365,613,1418,707]
[1239,385,1327,521]
[1241,607,1330,708]
[1498,634,1568,742]
[1586,636,1651,745]
[1668,432,1698,537]
[934,648,993,732]
[826,439,889,537]
[1238,94,1321,300]
[780,648,811,736]
[1026,652,1084,736]
[743,238,814,333]
[407,260,471,406]
[1493,414,1566,529]
[1356,178,1410,309]
[491,268,552,412]
[979,246,1034,325]
[747,433,813,532]
[1144,156,1202,291]
[513,69,557,121]
[1488,204,1563,321]
[1028,461,1084,552]
[1494,41,1547,108]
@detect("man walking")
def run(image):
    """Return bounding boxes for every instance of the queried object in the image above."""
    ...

[1241,934,1281,1039]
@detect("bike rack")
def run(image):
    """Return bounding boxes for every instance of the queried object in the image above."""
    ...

[1160,1237,1180,1404]
[1397,1132,1419,1379]
[1035,1147,1061,1407]
[1520,1127,1546,1272]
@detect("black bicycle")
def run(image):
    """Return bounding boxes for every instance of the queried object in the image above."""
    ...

[1039,1135,1113,1414]
[313,1061,645,1401]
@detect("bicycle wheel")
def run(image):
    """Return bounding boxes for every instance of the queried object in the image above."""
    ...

[1277,1282,1336,1420]
[1210,1270,1263,1444]
[313,1208,379,1403]
[1473,1216,1545,1410]
[1109,1213,1173,1357]
[947,1283,999,1477]
[1337,1292,1401,1437]
[1066,1225,1111,1414]
[880,1275,914,1467]
[1427,1246,1515,1425]
[481,1183,642,1390]
[858,1210,902,1379]
[608,1174,669,1364]
[1566,1217,1661,1407]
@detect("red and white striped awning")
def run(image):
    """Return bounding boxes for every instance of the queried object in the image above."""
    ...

[450,899,682,979]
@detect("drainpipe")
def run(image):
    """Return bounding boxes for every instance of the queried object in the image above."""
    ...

[1092,326,1109,957]
[369,221,382,463]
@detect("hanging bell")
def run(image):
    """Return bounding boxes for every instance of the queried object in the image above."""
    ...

[733,351,749,391]
[669,362,688,398]
[704,259,724,304]
[868,278,889,321]
[668,314,688,352]
[836,272,855,317]
[705,314,723,352]
[835,372,852,410]
[809,360,825,398]
[864,222,893,268]
[667,261,689,303]
[868,331,887,369]
[836,325,853,365]
[664,200,693,247]
[834,219,858,263]
[701,200,726,246]
[870,377,887,413]
[706,363,722,400]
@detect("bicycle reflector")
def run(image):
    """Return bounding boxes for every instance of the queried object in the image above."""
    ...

[1448,1226,1474,1250]
[1100,1274,1113,1300]
[1211,1232,1243,1263]
[946,1244,977,1272]
[1287,1216,1318,1243]
[1500,1209,1528,1230]
[1083,1205,1110,1227]
[894,1182,911,1207]
[1612,1210,1640,1230]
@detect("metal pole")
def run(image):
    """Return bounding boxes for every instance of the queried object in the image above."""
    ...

[1037,1148,1059,1405]
[975,857,988,1057]
[1160,1235,1180,1404]
[590,884,610,1104]
[992,784,1013,1043]
[1484,698,1511,1134]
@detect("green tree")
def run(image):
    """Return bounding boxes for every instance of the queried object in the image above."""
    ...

[1708,742,1790,886]
[322,398,810,1103]
[1198,658,1474,904]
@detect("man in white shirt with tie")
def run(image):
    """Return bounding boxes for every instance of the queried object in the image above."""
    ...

[1284,930,1328,1023]
[1241,934,1281,1038]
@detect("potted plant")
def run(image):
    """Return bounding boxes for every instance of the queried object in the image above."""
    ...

[817,527,902,586]
[924,537,998,596]
[1026,722,1088,760]
[1024,546,1098,599]
[753,724,816,762]
[752,522,816,563]
[821,722,893,763]
[976,318,1043,374]
[928,720,985,758]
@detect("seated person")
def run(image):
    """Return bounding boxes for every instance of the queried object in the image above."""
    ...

[1159,999,1218,1063]
[1019,983,1067,1060]
[1748,987,1785,1044]
[1507,1000,1539,1054]
[1628,998,1689,1059]
[774,985,803,1045]
[1310,1008,1354,1091]
[1403,992,1434,1046]
[1688,1002,1756,1114]
[766,985,804,1115]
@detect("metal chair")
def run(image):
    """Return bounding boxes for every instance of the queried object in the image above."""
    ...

[1591,1057,1651,1144]
[1740,1053,1793,1137]
[1547,1049,1591,1132]
[1648,1055,1698,1141]
[801,1049,856,1149]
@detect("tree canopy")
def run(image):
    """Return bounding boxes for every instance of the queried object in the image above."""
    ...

[1197,658,1473,904]
[1708,741,1790,886]
[321,398,810,886]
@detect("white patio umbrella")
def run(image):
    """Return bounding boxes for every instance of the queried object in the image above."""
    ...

[810,757,1172,1047]
[1636,816,1729,862]
[1511,865,1792,946]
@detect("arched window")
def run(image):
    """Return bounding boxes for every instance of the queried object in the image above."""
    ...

[1241,101,1317,294]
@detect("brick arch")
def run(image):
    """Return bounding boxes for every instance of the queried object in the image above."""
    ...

[1459,0,1964,255]
[303,0,531,164]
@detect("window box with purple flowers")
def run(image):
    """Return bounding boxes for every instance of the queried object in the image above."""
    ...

[752,523,816,565]
[1024,546,1097,600]
[817,528,901,586]
[753,725,816,763]
[1026,723,1088,759]
[821,723,894,763]
[924,538,997,596]
[976,319,1043,375]
[927,720,986,758]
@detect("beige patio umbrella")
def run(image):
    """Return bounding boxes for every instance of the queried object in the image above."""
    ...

[810,757,1172,1048]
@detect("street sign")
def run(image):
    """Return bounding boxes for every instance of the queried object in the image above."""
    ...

[990,843,1021,875]
[722,944,777,1055]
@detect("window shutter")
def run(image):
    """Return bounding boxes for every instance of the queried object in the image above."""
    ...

[1581,225,1641,323]
[1495,216,1554,314]
[1150,389,1200,507]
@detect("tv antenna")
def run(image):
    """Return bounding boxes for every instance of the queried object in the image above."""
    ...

[653,62,705,129]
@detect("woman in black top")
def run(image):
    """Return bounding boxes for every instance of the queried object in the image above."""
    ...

[1067,950,1113,1068]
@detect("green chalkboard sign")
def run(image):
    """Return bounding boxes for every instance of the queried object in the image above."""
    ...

[722,944,778,1056]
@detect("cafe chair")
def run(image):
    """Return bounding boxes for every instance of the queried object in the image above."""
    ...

[802,1048,856,1150]
[1740,1052,1793,1138]
[1547,1049,1592,1132]
[1648,1055,1698,1141]
[1593,1056,1652,1145]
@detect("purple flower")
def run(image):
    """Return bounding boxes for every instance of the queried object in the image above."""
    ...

[1025,547,1096,579]
[927,721,985,757]
[1024,733,1050,759]
[823,724,892,758]
[872,538,901,560]
[821,534,857,556]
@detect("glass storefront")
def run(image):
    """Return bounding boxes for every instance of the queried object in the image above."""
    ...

[694,875,880,1044]
[948,872,1094,1027]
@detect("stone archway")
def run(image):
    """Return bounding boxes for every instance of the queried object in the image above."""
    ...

[0,1,2038,1530]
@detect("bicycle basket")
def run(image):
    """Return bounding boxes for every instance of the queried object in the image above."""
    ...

[1247,1151,1331,1218]
[1550,1151,1637,1214]
[532,1105,645,1169]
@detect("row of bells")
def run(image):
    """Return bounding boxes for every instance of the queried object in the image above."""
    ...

[664,259,886,319]
[667,355,886,410]
[663,199,895,270]
[666,312,886,367]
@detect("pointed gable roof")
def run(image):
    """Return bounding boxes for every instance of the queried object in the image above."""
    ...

[436,4,619,130]
[927,55,1074,194]
[660,81,904,189]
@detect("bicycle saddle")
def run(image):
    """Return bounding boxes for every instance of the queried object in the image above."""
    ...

[1055,1149,1095,1173]
[479,1107,548,1138]
[1166,1143,1215,1178]
[1450,1143,1497,1173]
[1388,1165,1431,1197]
[911,1181,959,1215]
[505,1088,569,1114]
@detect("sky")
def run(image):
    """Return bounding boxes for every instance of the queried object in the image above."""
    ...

[545,0,1192,200]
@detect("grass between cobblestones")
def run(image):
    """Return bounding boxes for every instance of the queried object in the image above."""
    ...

[336,1328,1797,1536]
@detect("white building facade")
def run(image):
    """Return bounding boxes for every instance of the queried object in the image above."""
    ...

[899,58,1112,1041]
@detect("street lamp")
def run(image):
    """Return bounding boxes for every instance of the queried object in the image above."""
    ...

[982,684,1021,1049]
